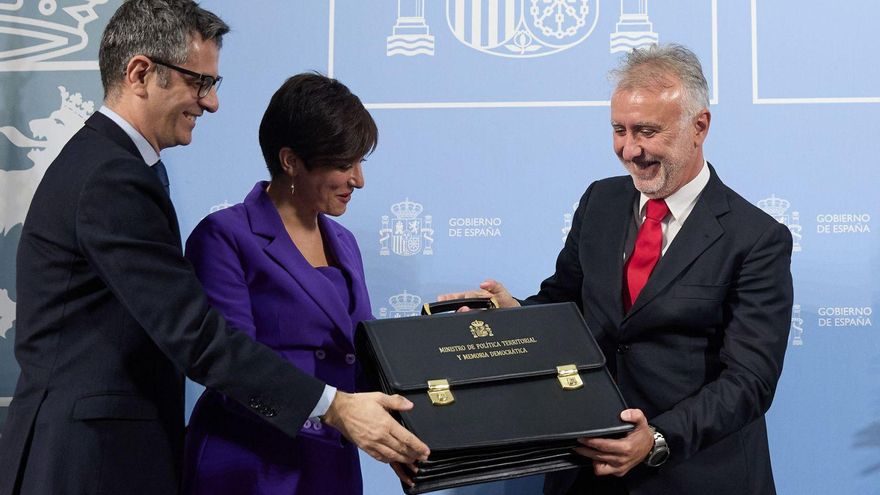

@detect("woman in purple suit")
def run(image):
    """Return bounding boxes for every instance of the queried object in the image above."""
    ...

[183,74,378,494]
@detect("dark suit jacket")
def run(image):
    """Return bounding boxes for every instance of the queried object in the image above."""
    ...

[0,112,325,495]
[535,166,793,495]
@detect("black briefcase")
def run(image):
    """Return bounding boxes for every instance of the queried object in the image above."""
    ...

[356,300,634,494]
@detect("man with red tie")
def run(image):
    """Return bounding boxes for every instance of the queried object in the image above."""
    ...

[441,44,793,495]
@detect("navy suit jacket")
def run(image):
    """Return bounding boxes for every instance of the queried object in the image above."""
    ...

[535,166,793,495]
[0,113,324,495]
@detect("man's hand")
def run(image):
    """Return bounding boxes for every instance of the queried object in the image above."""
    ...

[322,391,430,466]
[573,409,654,477]
[437,279,520,309]
[391,462,419,488]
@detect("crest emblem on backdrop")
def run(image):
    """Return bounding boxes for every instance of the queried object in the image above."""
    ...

[0,0,109,70]
[445,0,598,58]
[387,1,661,58]
[379,290,423,318]
[790,304,803,346]
[0,86,93,230]
[0,85,95,338]
[757,195,802,252]
[379,199,434,256]
[209,200,233,214]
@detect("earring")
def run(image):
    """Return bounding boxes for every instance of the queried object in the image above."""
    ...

[290,183,295,196]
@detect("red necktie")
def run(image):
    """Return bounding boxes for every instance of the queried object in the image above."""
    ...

[624,199,669,311]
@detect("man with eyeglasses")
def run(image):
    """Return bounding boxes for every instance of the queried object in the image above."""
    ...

[0,1,428,494]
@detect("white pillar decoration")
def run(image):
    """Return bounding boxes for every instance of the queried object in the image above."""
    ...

[610,0,659,54]
[387,0,435,57]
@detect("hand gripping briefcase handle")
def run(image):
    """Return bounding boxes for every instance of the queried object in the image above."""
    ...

[421,297,498,315]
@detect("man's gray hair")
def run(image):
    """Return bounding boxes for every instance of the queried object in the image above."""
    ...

[99,0,230,99]
[610,43,710,120]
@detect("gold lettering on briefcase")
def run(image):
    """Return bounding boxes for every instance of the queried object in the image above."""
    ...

[469,320,493,338]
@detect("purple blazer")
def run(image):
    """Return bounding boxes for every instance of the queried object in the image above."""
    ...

[182,182,373,495]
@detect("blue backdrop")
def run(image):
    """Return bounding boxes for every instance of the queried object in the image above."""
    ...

[1,1,878,494]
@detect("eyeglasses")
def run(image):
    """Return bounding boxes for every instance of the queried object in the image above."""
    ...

[151,59,222,98]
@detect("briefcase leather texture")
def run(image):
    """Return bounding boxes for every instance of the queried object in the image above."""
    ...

[356,302,633,494]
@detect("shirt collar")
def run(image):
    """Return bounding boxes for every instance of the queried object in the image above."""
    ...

[98,106,161,166]
[638,160,710,221]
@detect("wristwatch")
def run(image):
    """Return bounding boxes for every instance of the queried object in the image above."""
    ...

[644,426,670,467]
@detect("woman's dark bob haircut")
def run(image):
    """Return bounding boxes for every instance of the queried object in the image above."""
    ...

[259,73,377,177]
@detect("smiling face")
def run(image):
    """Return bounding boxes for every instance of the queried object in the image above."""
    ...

[144,34,220,151]
[295,160,365,217]
[610,80,709,199]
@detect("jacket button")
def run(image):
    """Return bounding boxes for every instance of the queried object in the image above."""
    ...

[616,344,630,354]
[303,419,312,429]
[265,408,277,417]
[249,397,261,408]
[345,353,356,365]
[315,349,326,360]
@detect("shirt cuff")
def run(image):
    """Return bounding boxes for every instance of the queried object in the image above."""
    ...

[309,384,337,419]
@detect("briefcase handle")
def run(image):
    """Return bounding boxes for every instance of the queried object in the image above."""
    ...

[421,297,498,315]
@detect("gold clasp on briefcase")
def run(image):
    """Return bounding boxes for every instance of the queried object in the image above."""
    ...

[427,379,455,406]
[557,364,584,390]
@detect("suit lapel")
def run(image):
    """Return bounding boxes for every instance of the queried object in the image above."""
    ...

[86,112,181,246]
[319,215,365,341]
[605,188,638,325]
[246,184,352,338]
[623,166,729,320]
[581,181,638,331]
[85,112,141,160]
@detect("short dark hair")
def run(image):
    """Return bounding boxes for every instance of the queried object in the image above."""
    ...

[99,0,229,99]
[259,73,378,178]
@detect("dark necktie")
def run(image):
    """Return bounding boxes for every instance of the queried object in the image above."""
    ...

[152,160,170,196]
[623,199,669,311]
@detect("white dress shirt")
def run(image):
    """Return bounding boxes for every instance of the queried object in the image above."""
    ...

[632,160,711,257]
[98,106,161,166]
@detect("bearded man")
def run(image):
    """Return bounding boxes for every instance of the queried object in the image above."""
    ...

[442,44,793,495]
